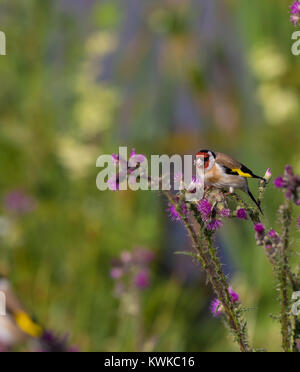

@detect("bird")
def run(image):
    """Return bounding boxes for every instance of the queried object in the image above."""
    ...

[0,277,43,350]
[195,149,265,213]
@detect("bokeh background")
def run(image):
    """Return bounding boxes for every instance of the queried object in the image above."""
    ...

[0,0,299,352]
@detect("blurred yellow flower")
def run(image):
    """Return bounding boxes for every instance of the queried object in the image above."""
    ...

[74,31,121,139]
[75,85,120,138]
[57,137,99,179]
[250,45,287,81]
[257,83,298,125]
[86,31,117,58]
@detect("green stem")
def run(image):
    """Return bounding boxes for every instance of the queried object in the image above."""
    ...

[279,201,293,352]
[164,191,250,352]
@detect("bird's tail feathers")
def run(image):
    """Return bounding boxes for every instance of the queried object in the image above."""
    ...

[247,189,263,215]
[252,174,266,182]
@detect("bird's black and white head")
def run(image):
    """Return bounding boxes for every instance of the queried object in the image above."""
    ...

[195,149,216,171]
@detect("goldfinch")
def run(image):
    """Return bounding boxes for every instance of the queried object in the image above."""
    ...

[0,277,43,349]
[195,150,265,213]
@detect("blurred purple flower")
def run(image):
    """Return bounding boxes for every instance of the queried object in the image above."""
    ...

[198,199,212,221]
[291,1,300,14]
[228,287,240,303]
[39,331,77,353]
[110,268,123,280]
[167,204,181,222]
[298,216,300,228]
[290,1,300,26]
[290,14,300,26]
[274,166,300,205]
[207,220,223,231]
[107,177,119,191]
[274,177,285,189]
[129,149,146,164]
[219,208,231,217]
[167,201,188,222]
[4,190,36,215]
[268,229,278,239]
[210,287,239,317]
[210,299,222,317]
[112,154,119,163]
[135,270,150,290]
[296,339,300,352]
[254,223,265,234]
[134,248,155,265]
[237,209,247,220]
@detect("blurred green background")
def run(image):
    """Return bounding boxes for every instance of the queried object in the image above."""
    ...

[0,0,299,352]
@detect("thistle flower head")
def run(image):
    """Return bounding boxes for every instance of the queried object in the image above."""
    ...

[110,267,123,280]
[134,270,150,290]
[268,229,278,239]
[197,199,212,221]
[39,331,77,352]
[254,223,265,233]
[228,287,240,302]
[264,168,272,182]
[290,1,300,25]
[167,204,181,222]
[206,220,223,231]
[210,287,239,317]
[219,208,231,217]
[274,165,300,205]
[291,1,300,14]
[236,209,247,220]
[274,177,285,189]
[210,299,223,317]
[4,190,36,215]
[111,248,155,295]
[112,154,119,163]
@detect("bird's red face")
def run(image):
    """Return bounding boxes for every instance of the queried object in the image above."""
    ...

[196,151,211,169]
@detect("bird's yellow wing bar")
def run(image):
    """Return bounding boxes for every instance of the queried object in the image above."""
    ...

[14,311,43,338]
[231,168,253,178]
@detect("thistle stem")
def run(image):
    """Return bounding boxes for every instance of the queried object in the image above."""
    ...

[163,191,250,352]
[279,201,293,352]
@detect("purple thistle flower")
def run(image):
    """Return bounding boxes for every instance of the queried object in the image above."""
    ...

[228,287,240,303]
[254,223,265,234]
[134,248,155,265]
[167,201,188,222]
[130,149,137,158]
[129,149,146,164]
[110,268,123,280]
[4,190,36,215]
[39,331,77,353]
[291,14,300,26]
[298,216,300,228]
[274,177,285,189]
[236,209,247,220]
[268,229,278,239]
[135,270,150,290]
[264,168,272,182]
[206,220,223,231]
[107,177,119,191]
[197,199,212,221]
[210,299,223,317]
[291,1,300,14]
[219,208,231,217]
[210,287,239,317]
[167,204,181,222]
[112,154,119,163]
